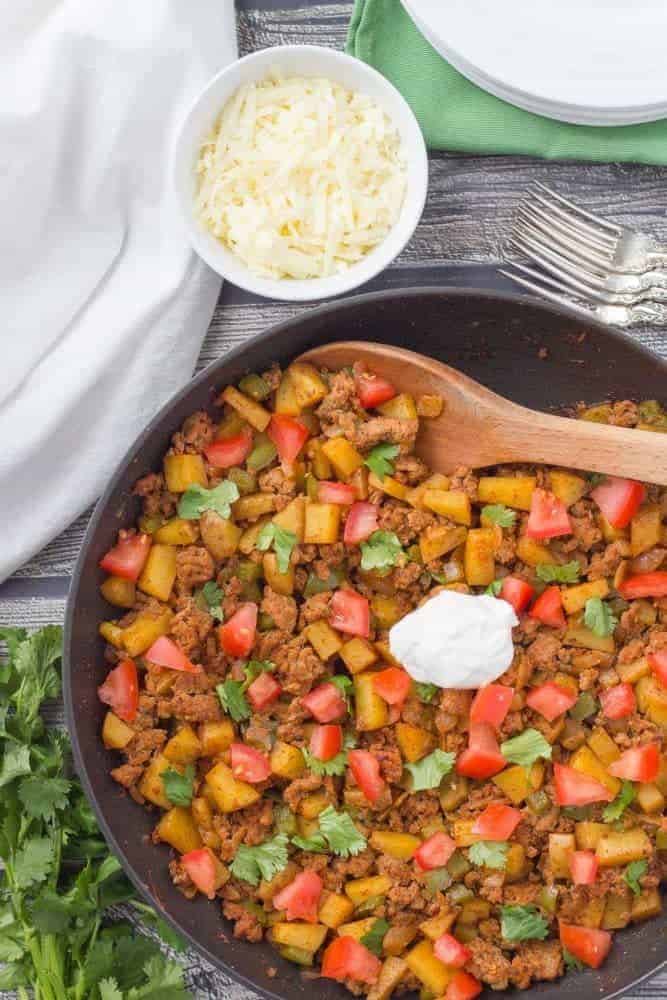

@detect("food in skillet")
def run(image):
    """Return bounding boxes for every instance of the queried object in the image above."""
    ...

[96,362,667,999]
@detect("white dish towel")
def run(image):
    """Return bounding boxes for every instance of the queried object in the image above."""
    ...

[0,0,236,582]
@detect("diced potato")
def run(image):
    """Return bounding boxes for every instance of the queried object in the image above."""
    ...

[238,517,271,555]
[635,675,667,724]
[137,544,177,602]
[263,552,295,596]
[338,917,377,941]
[599,514,629,542]
[493,764,543,805]
[562,579,609,615]
[549,833,576,879]
[191,795,214,830]
[163,454,207,493]
[505,844,529,882]
[308,439,333,480]
[304,502,340,544]
[270,741,306,780]
[198,719,235,757]
[368,957,408,1000]
[377,393,417,420]
[321,437,364,479]
[355,672,389,731]
[138,753,172,809]
[602,892,632,930]
[478,476,536,510]
[273,497,306,542]
[121,607,173,657]
[374,641,403,669]
[452,820,480,848]
[459,899,491,924]
[405,940,453,995]
[220,385,271,431]
[631,504,662,556]
[319,892,355,930]
[597,828,651,867]
[233,493,276,521]
[371,595,402,629]
[423,490,471,525]
[575,822,607,851]
[100,576,136,609]
[99,621,124,647]
[199,511,242,559]
[575,894,607,929]
[464,528,496,586]
[304,620,342,661]
[564,622,615,654]
[299,792,330,820]
[164,725,202,765]
[396,722,434,762]
[369,831,421,860]
[368,472,408,501]
[416,394,443,418]
[419,524,467,563]
[154,518,200,546]
[617,656,650,684]
[570,746,620,796]
[156,807,202,854]
[102,711,135,750]
[420,910,457,941]
[587,727,620,766]
[275,371,302,416]
[516,536,556,566]
[350,465,370,500]
[549,471,587,507]
[204,762,260,813]
[270,922,328,952]
[340,637,378,674]
[637,782,665,814]
[289,362,328,409]
[631,888,662,922]
[406,474,451,510]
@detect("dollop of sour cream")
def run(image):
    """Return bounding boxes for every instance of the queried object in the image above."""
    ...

[389,590,518,690]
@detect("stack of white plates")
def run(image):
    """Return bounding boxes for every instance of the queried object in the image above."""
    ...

[402,0,667,126]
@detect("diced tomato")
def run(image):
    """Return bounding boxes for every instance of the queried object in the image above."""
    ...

[144,636,199,674]
[649,650,667,688]
[181,848,220,899]
[99,531,151,582]
[499,576,535,615]
[318,481,356,505]
[600,682,636,719]
[558,921,612,969]
[330,588,370,638]
[348,749,386,804]
[301,682,347,722]
[413,831,456,871]
[321,936,381,985]
[344,502,379,545]
[433,933,471,968]
[445,971,482,1000]
[525,489,572,540]
[310,724,343,762]
[372,667,411,705]
[569,850,599,886]
[553,763,613,806]
[218,603,257,658]
[246,671,282,710]
[204,427,253,469]
[273,870,323,923]
[267,414,309,465]
[591,476,645,529]
[456,723,506,779]
[472,803,522,841]
[618,571,667,600]
[609,743,660,783]
[469,684,514,728]
[98,659,139,722]
[525,682,577,722]
[230,743,270,784]
[354,364,397,409]
[529,585,566,628]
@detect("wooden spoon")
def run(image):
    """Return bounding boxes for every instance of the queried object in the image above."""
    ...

[297,341,667,484]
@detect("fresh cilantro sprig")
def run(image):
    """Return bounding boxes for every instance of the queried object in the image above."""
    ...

[536,561,581,584]
[500,905,549,942]
[178,480,239,520]
[481,505,516,528]
[360,918,389,957]
[468,841,508,870]
[318,806,367,858]
[360,530,404,573]
[162,764,196,807]
[405,749,455,792]
[584,597,618,637]
[486,580,503,597]
[256,522,297,574]
[216,660,276,721]
[291,831,328,853]
[563,948,585,971]
[415,682,439,704]
[501,729,552,768]
[603,781,636,822]
[364,442,400,479]
[195,580,224,622]
[624,859,648,896]
[330,675,354,708]
[302,734,357,777]
[230,834,289,885]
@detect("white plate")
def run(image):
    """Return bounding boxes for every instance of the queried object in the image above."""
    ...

[402,0,667,125]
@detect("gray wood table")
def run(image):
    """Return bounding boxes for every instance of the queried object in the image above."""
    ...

[2,1,666,996]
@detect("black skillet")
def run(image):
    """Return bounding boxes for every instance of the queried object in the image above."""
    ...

[64,288,667,1000]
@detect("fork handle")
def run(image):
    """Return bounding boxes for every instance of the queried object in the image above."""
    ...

[600,300,667,328]
[646,251,667,271]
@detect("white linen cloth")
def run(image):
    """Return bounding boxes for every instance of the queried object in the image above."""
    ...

[0,0,236,581]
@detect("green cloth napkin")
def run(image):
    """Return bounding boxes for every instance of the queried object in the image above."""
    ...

[347,0,667,163]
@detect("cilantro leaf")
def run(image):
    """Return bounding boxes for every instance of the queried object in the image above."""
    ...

[18,776,70,821]
[196,581,224,622]
[162,765,195,807]
[244,660,275,684]
[216,679,250,722]
[563,948,584,971]
[624,859,648,896]
[500,905,549,942]
[99,981,123,1000]
[486,579,503,597]
[230,834,289,885]
[603,781,636,822]
[405,749,455,792]
[178,480,239,520]
[364,442,400,479]
[501,729,552,768]
[360,918,389,957]
[584,597,618,637]
[302,734,356,777]
[257,522,297,574]
[536,561,581,584]
[0,744,31,788]
[318,806,367,858]
[415,682,439,703]
[360,531,404,573]
[291,832,328,853]
[468,841,508,870]
[330,675,354,707]
[126,954,191,999]
[482,505,516,528]
[13,837,54,889]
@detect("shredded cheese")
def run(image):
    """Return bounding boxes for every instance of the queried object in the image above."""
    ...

[194,73,407,280]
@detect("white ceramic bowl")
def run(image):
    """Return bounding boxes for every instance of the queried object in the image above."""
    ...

[173,45,428,302]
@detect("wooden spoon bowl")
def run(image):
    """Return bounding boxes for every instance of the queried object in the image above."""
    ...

[298,341,667,484]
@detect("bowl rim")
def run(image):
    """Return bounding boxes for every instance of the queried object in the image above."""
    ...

[64,286,667,1000]
[172,43,429,302]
